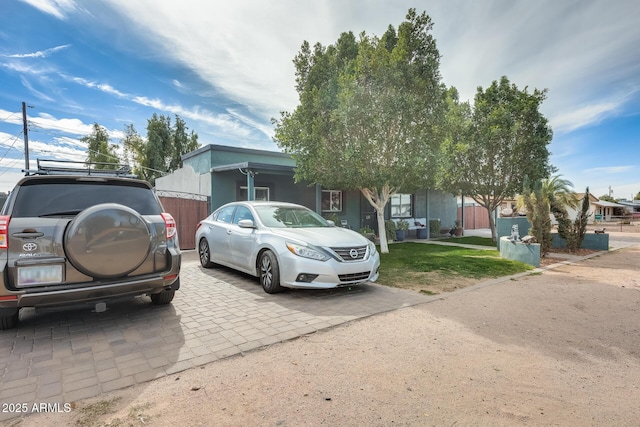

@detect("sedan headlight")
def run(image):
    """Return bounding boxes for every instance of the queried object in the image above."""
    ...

[368,240,377,255]
[286,242,330,261]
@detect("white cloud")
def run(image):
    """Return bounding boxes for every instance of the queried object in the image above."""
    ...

[132,96,255,139]
[3,44,71,58]
[21,76,54,102]
[30,113,93,135]
[95,0,640,137]
[18,0,78,20]
[67,76,128,98]
[550,101,621,133]
[584,165,635,174]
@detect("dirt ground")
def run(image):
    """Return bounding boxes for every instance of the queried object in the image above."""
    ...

[13,239,640,427]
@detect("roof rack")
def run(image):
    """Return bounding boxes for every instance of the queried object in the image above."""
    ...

[24,159,138,178]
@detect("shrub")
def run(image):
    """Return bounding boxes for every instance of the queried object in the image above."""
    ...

[429,219,441,235]
[396,219,409,230]
[385,220,397,242]
[359,226,375,235]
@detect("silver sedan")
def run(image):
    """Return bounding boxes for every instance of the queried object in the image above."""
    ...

[195,201,380,293]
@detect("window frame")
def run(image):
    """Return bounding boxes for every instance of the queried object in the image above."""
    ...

[321,190,342,213]
[239,186,270,201]
[390,193,413,218]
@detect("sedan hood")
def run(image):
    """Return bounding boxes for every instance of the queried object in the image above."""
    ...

[269,227,370,247]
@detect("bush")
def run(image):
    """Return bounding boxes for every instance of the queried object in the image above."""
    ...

[429,219,441,235]
[359,226,376,242]
[385,220,397,242]
[396,219,409,230]
[359,226,375,235]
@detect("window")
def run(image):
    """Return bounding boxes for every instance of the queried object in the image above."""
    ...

[215,206,236,223]
[391,194,412,218]
[321,190,342,212]
[13,181,162,217]
[240,186,270,201]
[233,206,254,224]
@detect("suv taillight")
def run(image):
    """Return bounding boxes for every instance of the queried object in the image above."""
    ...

[161,213,177,239]
[0,216,10,248]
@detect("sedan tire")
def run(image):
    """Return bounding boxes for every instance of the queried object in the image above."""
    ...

[259,250,284,294]
[199,238,215,268]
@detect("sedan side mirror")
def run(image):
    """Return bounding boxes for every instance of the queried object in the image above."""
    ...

[238,219,255,228]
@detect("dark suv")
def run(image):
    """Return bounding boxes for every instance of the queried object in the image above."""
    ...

[0,162,181,329]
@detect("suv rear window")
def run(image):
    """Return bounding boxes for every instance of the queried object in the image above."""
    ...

[9,180,163,217]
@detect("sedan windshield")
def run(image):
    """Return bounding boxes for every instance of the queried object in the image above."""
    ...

[254,206,329,228]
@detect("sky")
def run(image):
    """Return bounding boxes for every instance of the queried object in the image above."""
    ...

[1,0,639,200]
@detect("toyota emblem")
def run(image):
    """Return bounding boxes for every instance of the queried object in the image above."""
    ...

[23,242,38,252]
[349,248,359,259]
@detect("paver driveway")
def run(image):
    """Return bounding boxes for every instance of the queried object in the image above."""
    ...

[0,251,431,421]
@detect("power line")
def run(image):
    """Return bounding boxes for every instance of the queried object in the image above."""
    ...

[0,157,25,177]
[0,131,24,163]
[0,111,20,122]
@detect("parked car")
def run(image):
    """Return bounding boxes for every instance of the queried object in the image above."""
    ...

[195,201,380,293]
[0,160,181,330]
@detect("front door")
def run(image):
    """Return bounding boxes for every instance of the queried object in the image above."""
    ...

[360,194,378,234]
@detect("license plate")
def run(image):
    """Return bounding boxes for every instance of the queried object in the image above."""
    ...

[17,265,63,287]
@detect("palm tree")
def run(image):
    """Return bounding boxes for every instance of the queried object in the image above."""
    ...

[542,175,577,213]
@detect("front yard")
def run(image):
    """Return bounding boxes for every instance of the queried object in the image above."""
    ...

[377,241,533,295]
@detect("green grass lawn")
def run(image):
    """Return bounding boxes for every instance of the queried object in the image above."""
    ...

[435,236,496,247]
[377,242,532,289]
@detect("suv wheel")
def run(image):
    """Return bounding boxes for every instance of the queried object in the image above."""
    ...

[151,289,175,305]
[0,309,19,330]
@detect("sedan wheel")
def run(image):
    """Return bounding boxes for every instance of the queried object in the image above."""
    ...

[199,238,214,268]
[259,250,283,294]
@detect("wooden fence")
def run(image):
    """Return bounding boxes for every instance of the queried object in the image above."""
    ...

[458,205,490,230]
[159,196,209,250]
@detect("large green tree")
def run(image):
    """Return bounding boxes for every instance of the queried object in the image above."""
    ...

[123,114,199,184]
[273,9,447,253]
[440,76,553,241]
[83,123,119,169]
[121,124,146,178]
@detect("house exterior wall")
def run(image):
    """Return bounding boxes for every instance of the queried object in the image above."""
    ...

[157,144,457,235]
[211,170,315,211]
[566,204,597,224]
[155,164,210,197]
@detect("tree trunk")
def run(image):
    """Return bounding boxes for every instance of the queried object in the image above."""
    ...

[361,185,394,254]
[487,206,497,242]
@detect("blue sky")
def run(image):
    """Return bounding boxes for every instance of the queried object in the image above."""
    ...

[1,0,639,200]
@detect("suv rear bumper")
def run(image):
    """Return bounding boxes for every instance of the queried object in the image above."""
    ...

[0,274,179,310]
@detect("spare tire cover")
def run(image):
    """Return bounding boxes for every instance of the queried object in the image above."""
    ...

[65,203,152,278]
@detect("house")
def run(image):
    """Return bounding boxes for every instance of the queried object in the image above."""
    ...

[592,198,626,222]
[568,192,600,224]
[155,144,458,248]
[617,199,640,219]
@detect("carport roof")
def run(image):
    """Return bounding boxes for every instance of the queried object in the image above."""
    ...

[594,200,624,208]
[209,161,294,174]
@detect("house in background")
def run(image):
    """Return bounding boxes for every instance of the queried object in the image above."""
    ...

[617,199,640,218]
[592,197,626,222]
[155,144,458,248]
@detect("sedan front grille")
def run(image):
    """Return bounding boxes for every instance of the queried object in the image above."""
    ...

[331,245,368,262]
[338,271,371,282]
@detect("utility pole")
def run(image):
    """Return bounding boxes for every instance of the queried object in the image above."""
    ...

[22,101,30,175]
